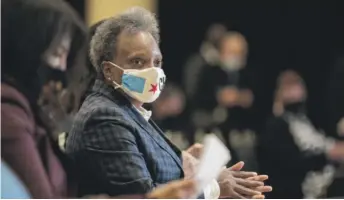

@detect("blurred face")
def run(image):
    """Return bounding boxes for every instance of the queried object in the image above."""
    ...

[103,31,163,85]
[38,34,72,126]
[279,72,306,104]
[219,36,247,71]
[45,35,71,71]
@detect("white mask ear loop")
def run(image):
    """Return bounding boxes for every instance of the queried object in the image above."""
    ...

[103,61,123,90]
[112,80,121,89]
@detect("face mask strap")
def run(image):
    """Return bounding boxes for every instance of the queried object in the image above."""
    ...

[102,61,124,90]
[112,81,121,89]
[105,61,124,71]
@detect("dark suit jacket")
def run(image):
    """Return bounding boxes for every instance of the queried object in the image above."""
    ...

[66,79,185,197]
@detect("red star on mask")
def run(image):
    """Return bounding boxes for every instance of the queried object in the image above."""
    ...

[149,83,158,94]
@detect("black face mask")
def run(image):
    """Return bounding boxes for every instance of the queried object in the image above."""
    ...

[37,65,67,88]
[284,101,306,114]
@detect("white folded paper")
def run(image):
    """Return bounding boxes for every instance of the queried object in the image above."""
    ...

[195,134,231,196]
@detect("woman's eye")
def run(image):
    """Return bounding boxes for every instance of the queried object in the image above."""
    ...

[131,58,144,66]
[154,60,162,67]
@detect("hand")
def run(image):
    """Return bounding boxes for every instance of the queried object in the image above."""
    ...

[217,87,240,107]
[147,179,196,199]
[186,143,203,159]
[328,142,344,160]
[182,151,199,179]
[238,89,254,108]
[218,161,272,199]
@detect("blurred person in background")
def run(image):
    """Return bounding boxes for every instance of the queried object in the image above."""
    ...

[182,23,227,144]
[324,54,344,198]
[1,0,200,199]
[258,70,344,198]
[66,7,271,199]
[193,31,254,165]
[149,83,188,149]
[183,23,227,101]
[325,53,344,140]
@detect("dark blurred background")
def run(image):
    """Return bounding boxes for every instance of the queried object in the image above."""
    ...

[158,0,344,132]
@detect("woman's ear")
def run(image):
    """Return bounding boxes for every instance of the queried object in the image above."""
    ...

[102,62,113,80]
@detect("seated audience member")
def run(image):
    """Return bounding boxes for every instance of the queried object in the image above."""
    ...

[1,161,31,199]
[66,7,271,198]
[1,0,198,199]
[258,70,344,198]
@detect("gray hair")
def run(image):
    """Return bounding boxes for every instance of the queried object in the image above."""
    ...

[90,7,160,72]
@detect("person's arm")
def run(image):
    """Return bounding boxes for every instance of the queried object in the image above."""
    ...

[262,117,328,171]
[79,110,157,196]
[1,104,54,198]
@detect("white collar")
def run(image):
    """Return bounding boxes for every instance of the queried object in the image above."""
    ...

[135,106,152,121]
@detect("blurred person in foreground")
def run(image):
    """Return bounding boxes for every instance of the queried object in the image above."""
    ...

[1,0,198,198]
[1,161,30,199]
[1,0,87,197]
[258,70,344,198]
[193,31,254,164]
[66,7,271,198]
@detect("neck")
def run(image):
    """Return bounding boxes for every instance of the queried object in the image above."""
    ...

[132,99,143,109]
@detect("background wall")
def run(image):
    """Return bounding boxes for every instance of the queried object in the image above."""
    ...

[86,0,156,25]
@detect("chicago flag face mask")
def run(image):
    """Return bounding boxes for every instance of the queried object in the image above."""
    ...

[107,62,166,103]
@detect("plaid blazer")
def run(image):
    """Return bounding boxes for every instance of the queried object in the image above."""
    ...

[66,80,184,197]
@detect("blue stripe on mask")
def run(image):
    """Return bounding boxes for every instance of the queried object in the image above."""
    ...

[122,74,146,93]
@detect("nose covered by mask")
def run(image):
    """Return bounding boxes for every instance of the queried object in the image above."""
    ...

[107,62,166,103]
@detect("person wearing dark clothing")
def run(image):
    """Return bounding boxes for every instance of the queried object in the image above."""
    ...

[258,70,344,198]
[182,24,227,144]
[324,54,344,198]
[66,7,271,199]
[325,54,344,140]
[193,32,253,165]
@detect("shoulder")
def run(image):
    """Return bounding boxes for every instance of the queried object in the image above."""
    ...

[77,93,131,125]
[1,84,35,138]
[68,94,140,153]
[69,93,137,147]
